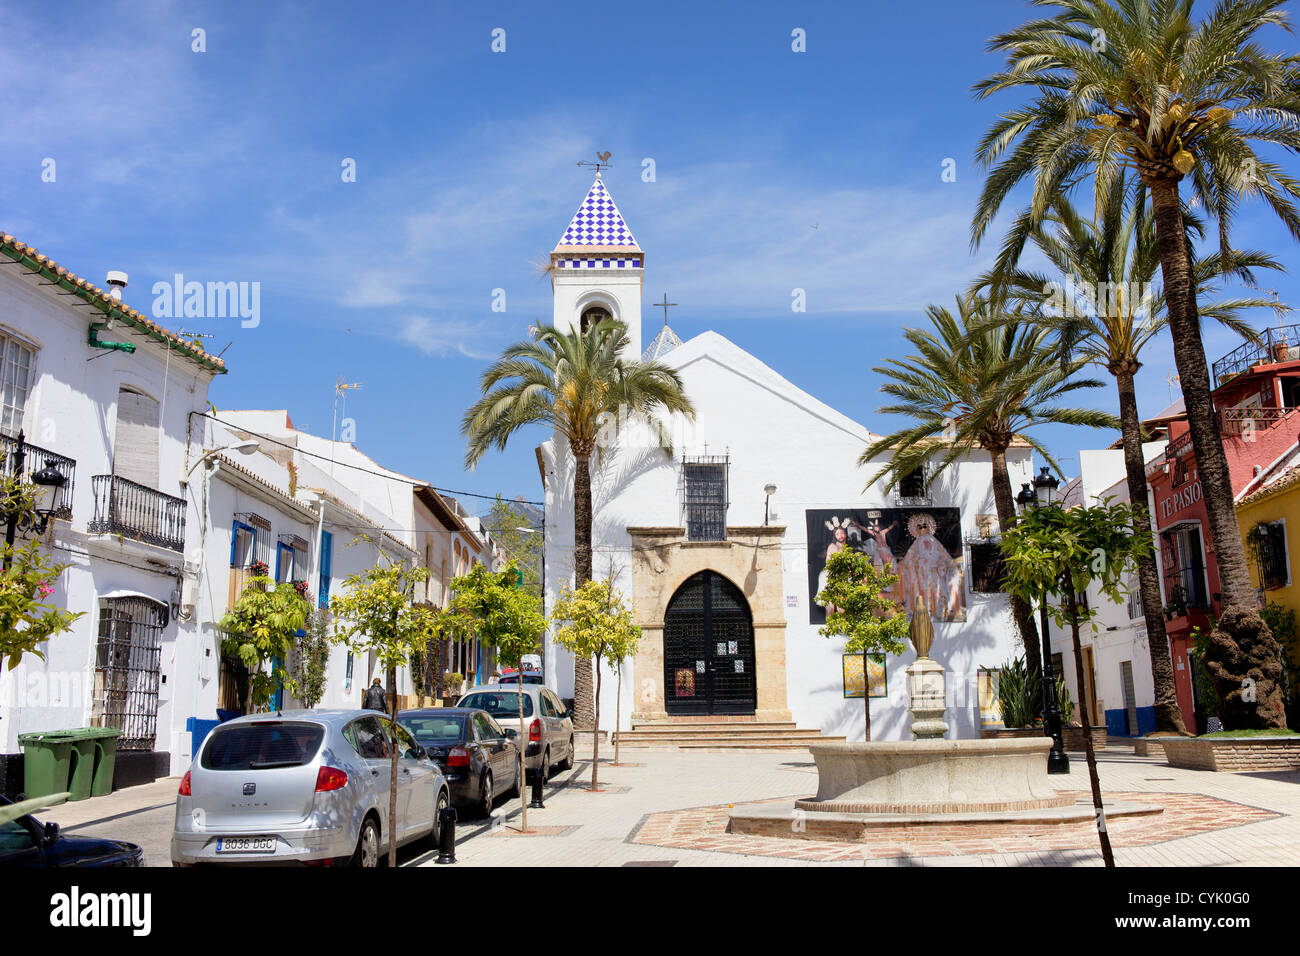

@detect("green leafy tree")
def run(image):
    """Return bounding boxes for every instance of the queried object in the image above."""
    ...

[550,579,641,789]
[218,577,311,713]
[0,479,82,670]
[441,561,545,830]
[289,607,331,709]
[462,317,695,729]
[979,176,1281,733]
[484,496,543,601]
[861,294,1114,685]
[1000,499,1154,867]
[972,0,1300,728]
[331,561,440,865]
[815,548,908,740]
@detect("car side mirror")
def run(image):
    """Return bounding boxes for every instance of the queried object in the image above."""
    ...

[42,821,59,847]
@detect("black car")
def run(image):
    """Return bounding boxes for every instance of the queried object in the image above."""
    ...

[398,708,520,818]
[0,795,144,867]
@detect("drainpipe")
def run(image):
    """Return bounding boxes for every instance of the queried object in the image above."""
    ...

[1235,440,1300,503]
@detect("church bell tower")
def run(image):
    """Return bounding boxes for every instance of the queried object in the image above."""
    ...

[550,174,644,356]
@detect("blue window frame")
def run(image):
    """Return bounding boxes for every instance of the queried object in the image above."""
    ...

[276,542,294,583]
[231,521,257,568]
[318,530,333,609]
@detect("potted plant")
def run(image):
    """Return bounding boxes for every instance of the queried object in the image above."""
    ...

[442,672,464,705]
[249,559,270,578]
[291,579,311,602]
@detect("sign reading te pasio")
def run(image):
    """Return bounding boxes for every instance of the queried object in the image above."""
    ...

[1158,479,1203,522]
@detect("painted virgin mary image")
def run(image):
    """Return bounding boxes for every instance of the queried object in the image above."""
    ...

[896,512,964,621]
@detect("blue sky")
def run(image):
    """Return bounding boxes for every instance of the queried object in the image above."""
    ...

[4,0,1298,505]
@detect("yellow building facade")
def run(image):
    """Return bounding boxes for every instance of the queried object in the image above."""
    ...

[1236,469,1300,675]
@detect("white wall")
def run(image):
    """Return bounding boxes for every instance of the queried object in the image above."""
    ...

[543,331,1034,740]
[0,266,217,766]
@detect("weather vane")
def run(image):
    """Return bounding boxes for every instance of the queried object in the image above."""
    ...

[577,151,612,176]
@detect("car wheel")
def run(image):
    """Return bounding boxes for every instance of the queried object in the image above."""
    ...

[559,736,575,770]
[478,773,494,819]
[540,748,551,782]
[352,817,381,868]
[431,788,450,845]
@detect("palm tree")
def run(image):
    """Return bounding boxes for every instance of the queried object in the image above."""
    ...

[972,0,1298,728]
[862,295,1117,682]
[979,174,1281,733]
[462,318,695,728]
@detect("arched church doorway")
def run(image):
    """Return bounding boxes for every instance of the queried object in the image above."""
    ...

[663,571,756,716]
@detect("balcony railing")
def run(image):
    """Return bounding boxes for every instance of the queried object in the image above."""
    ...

[89,475,186,552]
[1211,323,1300,387]
[0,433,76,518]
[1221,404,1296,436]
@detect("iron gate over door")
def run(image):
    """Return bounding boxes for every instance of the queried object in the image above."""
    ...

[663,571,755,715]
[92,596,167,750]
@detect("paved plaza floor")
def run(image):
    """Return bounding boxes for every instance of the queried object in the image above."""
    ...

[41,743,1300,867]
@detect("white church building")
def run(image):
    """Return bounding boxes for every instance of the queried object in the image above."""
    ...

[538,176,1034,741]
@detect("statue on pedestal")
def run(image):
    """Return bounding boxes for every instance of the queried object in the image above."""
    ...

[906,596,948,739]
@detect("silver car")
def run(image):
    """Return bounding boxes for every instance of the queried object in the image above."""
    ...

[171,709,449,867]
[457,685,575,781]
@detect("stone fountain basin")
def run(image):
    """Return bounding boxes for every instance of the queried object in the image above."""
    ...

[798,738,1072,814]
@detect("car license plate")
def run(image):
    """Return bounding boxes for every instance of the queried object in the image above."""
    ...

[216,836,276,853]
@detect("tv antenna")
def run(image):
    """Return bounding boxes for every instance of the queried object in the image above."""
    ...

[331,378,364,474]
[577,151,612,176]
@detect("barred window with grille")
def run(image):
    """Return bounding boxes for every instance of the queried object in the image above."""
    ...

[969,543,1005,593]
[1256,521,1289,590]
[682,457,728,542]
[91,596,167,751]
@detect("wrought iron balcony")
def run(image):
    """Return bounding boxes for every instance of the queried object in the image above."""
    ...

[1221,404,1296,436]
[89,475,186,552]
[1211,323,1300,387]
[0,433,75,518]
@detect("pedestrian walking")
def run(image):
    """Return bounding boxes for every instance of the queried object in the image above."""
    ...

[363,677,387,711]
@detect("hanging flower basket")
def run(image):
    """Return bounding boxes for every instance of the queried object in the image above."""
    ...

[249,560,270,578]
[292,579,311,601]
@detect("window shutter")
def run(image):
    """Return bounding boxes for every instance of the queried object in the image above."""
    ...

[113,388,160,487]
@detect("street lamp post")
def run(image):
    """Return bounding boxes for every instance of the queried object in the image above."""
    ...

[4,431,68,571]
[1016,466,1070,775]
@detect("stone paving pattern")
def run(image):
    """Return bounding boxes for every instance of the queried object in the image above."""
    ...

[40,743,1300,867]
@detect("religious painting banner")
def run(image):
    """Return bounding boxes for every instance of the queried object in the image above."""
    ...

[806,507,966,625]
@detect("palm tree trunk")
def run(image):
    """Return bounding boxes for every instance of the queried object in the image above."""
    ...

[1066,591,1114,866]
[990,446,1043,685]
[1114,367,1188,734]
[1147,176,1287,729]
[571,451,595,730]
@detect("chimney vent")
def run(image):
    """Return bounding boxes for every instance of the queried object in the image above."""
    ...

[106,271,129,300]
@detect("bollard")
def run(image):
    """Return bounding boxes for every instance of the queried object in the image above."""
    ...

[435,805,457,864]
[528,774,545,809]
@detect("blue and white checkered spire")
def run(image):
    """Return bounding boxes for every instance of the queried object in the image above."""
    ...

[555,175,640,250]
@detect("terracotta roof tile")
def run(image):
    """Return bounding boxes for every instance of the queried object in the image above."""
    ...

[0,232,227,373]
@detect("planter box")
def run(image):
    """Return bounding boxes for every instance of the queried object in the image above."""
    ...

[1134,737,1167,757]
[980,726,1106,751]
[1063,726,1108,752]
[1161,736,1300,772]
[980,727,1040,740]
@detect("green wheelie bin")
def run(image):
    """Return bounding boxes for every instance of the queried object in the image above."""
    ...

[17,730,93,801]
[85,727,122,797]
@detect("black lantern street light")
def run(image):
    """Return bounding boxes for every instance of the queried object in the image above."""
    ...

[1016,466,1070,774]
[4,431,69,570]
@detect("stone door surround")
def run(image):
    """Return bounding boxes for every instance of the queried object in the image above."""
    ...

[626,525,791,722]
